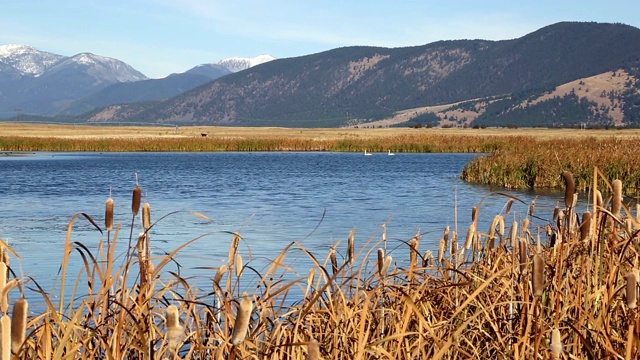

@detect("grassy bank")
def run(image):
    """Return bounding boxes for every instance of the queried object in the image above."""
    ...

[0,169,638,358]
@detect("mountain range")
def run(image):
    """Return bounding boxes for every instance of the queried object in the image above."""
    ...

[2,22,640,128]
[0,45,274,116]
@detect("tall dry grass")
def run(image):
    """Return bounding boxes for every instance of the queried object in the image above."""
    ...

[0,168,640,358]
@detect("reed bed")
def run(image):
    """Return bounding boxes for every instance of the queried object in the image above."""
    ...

[462,136,640,195]
[0,133,505,153]
[0,167,639,359]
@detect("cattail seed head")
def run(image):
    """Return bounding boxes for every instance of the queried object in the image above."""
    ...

[464,223,475,250]
[10,298,27,355]
[142,202,151,231]
[230,293,253,346]
[166,305,183,351]
[235,254,243,278]
[506,199,514,214]
[532,253,544,297]
[529,200,535,217]
[550,328,563,357]
[471,207,478,224]
[498,216,505,238]
[612,179,623,218]
[595,190,603,209]
[438,239,445,264]
[0,315,10,360]
[307,338,320,360]
[105,198,114,232]
[347,229,355,264]
[132,186,142,216]
[519,239,528,275]
[329,248,338,274]
[377,248,384,276]
[626,271,637,309]
[381,255,392,277]
[522,218,530,233]
[409,237,419,268]
[561,171,575,208]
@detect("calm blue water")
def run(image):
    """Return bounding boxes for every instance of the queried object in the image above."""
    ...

[0,152,566,306]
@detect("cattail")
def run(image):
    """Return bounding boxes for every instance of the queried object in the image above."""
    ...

[230,293,253,346]
[443,226,450,248]
[561,171,575,208]
[0,263,5,314]
[132,185,142,216]
[464,223,475,250]
[166,305,183,352]
[580,212,591,241]
[626,271,637,309]
[471,207,478,224]
[228,233,241,267]
[506,199,514,214]
[422,250,432,267]
[612,179,623,218]
[137,233,149,288]
[329,248,338,274]
[451,231,458,263]
[519,239,528,275]
[142,202,151,231]
[105,197,114,232]
[307,338,320,360]
[409,236,419,268]
[532,253,544,297]
[522,218,530,233]
[498,216,505,238]
[377,248,384,276]
[595,190,603,209]
[438,239,445,264]
[305,268,316,297]
[235,254,243,278]
[550,328,563,357]
[0,315,9,360]
[347,228,355,264]
[381,256,392,277]
[509,221,518,249]
[10,298,27,355]
[529,200,536,217]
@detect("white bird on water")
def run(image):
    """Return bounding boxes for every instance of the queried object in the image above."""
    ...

[364,150,372,156]
[388,150,395,156]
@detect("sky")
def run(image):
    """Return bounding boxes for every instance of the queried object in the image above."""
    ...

[1,0,639,79]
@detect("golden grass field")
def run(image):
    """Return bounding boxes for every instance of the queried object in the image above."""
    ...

[2,122,640,140]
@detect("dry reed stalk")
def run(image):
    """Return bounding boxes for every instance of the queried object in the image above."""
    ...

[580,212,591,241]
[132,185,141,216]
[550,328,563,358]
[230,293,253,346]
[612,179,623,218]
[561,171,575,208]
[0,315,9,360]
[166,304,184,352]
[532,253,544,297]
[142,202,151,231]
[213,265,228,290]
[105,197,114,232]
[10,298,27,355]
[347,228,355,264]
[626,271,637,309]
[307,338,320,360]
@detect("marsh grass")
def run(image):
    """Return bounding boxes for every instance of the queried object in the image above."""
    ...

[1,169,640,358]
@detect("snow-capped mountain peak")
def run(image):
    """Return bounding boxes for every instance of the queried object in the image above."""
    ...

[0,44,64,76]
[217,54,276,73]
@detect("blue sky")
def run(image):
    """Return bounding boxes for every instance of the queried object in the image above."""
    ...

[1,0,638,78]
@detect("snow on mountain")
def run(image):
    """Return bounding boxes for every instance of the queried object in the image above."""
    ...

[217,54,276,73]
[50,52,148,82]
[0,44,64,76]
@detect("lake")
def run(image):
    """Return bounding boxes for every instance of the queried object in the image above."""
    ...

[0,152,567,306]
